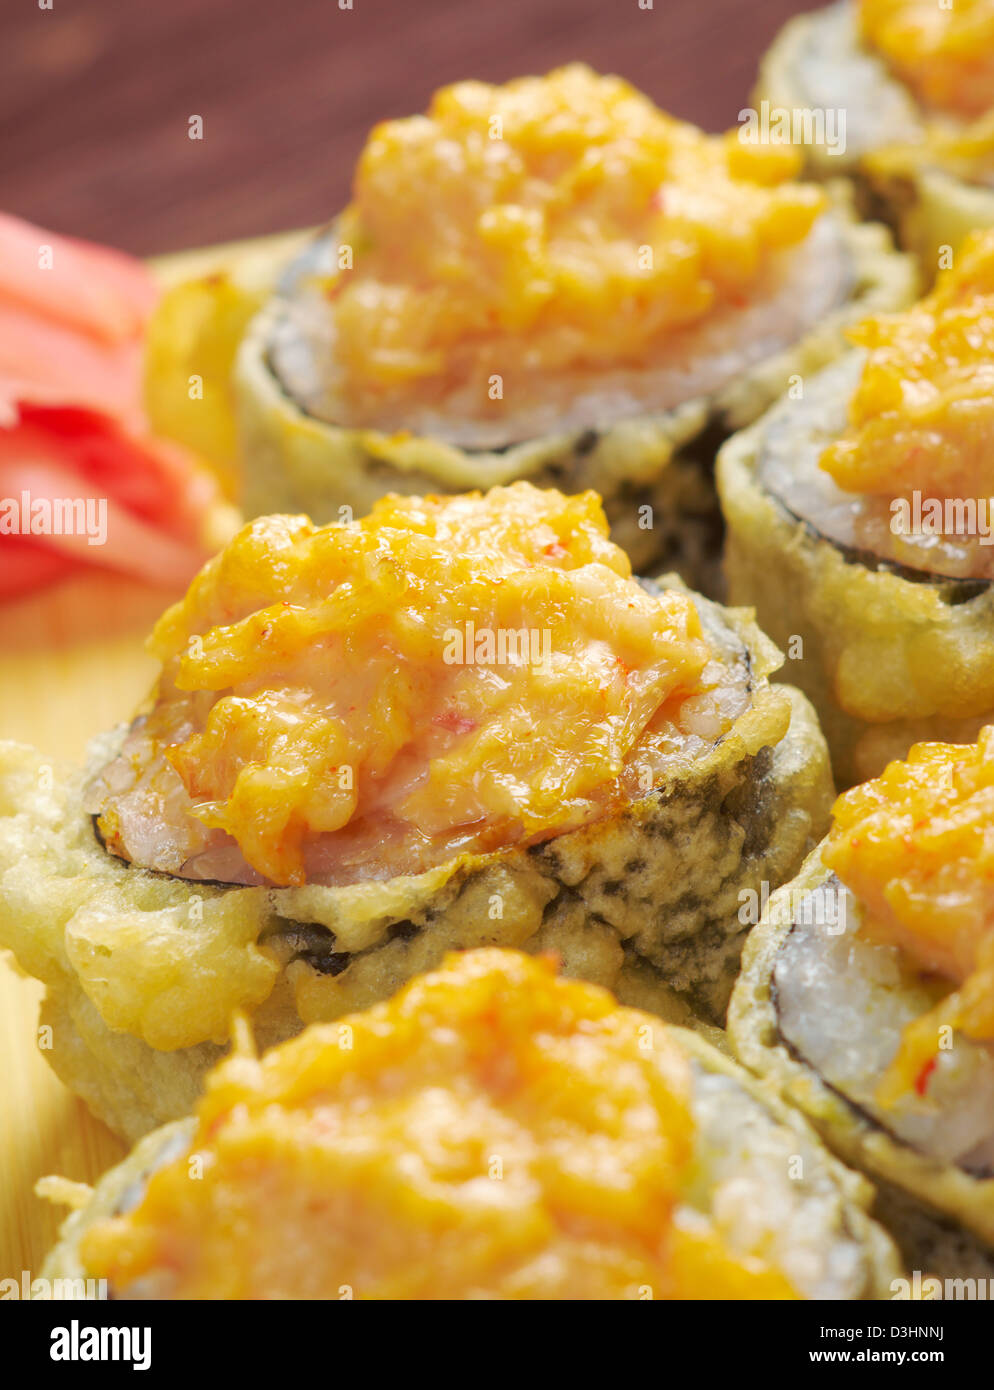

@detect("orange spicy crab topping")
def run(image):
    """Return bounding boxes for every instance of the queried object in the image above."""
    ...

[90,483,745,888]
[820,228,994,503]
[327,64,823,408]
[79,949,797,1299]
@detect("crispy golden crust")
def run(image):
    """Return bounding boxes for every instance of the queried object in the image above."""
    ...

[40,1120,196,1289]
[0,594,832,1141]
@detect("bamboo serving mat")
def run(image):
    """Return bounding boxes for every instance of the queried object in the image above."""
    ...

[0,229,311,1279]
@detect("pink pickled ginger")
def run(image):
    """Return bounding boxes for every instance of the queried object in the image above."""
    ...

[0,213,224,601]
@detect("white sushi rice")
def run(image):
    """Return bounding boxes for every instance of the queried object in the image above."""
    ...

[774,883,994,1174]
[764,0,923,163]
[270,214,852,450]
[687,1060,878,1298]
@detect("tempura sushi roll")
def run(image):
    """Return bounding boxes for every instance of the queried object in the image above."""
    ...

[232,64,914,586]
[40,949,901,1300]
[718,228,994,787]
[729,730,994,1274]
[757,1,994,270]
[864,122,994,278]
[0,482,831,1142]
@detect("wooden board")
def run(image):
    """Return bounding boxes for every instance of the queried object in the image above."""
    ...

[1,0,807,258]
[0,230,310,1281]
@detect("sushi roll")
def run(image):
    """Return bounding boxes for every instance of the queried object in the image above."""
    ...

[40,949,902,1300]
[231,64,915,587]
[756,1,994,271]
[0,482,832,1142]
[864,120,994,279]
[718,227,994,788]
[729,729,994,1276]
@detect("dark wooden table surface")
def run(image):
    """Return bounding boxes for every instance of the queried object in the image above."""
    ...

[1,0,814,256]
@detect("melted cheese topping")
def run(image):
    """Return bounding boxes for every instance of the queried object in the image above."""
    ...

[325,65,823,414]
[860,0,994,119]
[825,727,994,1102]
[90,483,743,888]
[820,228,994,503]
[79,949,796,1299]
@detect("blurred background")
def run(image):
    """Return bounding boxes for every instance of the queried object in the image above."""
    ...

[2,0,813,255]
